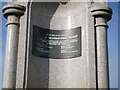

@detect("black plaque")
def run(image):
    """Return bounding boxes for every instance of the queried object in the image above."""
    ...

[32,25,81,59]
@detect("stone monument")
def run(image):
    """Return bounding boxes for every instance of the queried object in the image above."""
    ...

[2,0,112,88]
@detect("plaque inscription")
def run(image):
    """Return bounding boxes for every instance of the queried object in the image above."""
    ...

[32,25,81,59]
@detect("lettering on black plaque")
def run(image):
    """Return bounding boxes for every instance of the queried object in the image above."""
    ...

[32,25,81,59]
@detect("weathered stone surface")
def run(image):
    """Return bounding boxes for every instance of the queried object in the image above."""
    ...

[2,4,25,88]
[27,2,94,88]
[91,3,112,88]
[2,1,112,88]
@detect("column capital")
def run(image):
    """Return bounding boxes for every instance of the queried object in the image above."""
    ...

[2,4,26,19]
[2,4,26,26]
[90,3,112,21]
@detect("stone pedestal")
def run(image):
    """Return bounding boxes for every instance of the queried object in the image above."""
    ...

[2,1,112,89]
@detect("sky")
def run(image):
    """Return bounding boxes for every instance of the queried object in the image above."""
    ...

[108,2,119,88]
[0,1,119,89]
[0,2,2,89]
[0,2,7,89]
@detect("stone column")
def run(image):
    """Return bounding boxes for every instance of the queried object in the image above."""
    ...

[91,3,112,88]
[2,4,25,88]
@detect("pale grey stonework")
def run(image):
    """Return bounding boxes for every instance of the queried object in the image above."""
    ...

[2,1,112,88]
[2,4,25,88]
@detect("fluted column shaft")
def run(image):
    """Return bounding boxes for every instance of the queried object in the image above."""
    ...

[2,4,25,88]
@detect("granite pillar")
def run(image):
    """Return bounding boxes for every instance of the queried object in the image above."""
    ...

[2,4,25,88]
[91,3,112,88]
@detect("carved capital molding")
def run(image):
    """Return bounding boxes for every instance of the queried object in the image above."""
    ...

[91,3,112,21]
[3,4,26,18]
[3,4,26,26]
